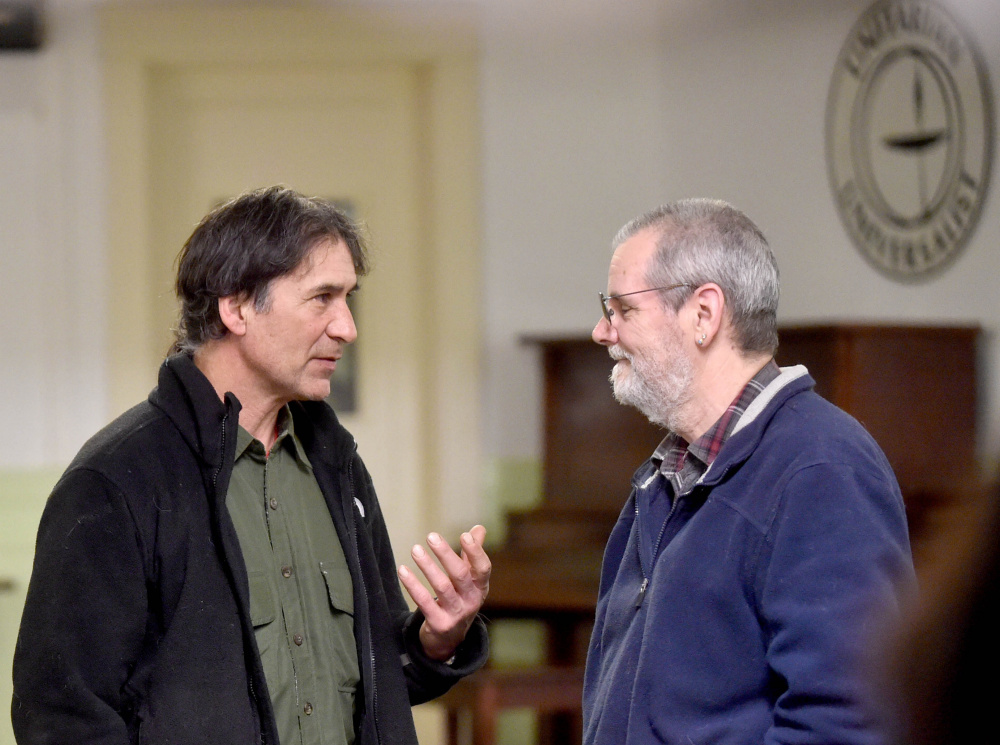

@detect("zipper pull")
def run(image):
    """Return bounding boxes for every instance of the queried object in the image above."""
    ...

[634,577,649,608]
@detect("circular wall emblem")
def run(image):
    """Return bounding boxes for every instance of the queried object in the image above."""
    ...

[826,0,993,280]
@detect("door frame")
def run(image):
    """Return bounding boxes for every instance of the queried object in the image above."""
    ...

[100,4,483,535]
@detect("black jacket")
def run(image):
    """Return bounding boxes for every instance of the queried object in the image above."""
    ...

[12,354,487,745]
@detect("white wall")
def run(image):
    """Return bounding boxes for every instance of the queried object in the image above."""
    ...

[0,7,108,740]
[479,0,1000,486]
[479,0,673,471]
[0,0,107,469]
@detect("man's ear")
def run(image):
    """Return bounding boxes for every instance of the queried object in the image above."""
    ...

[690,283,726,346]
[218,295,250,336]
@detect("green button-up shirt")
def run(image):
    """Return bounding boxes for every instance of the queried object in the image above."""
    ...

[227,407,360,745]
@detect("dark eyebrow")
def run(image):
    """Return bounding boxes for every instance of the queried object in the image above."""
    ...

[309,281,358,296]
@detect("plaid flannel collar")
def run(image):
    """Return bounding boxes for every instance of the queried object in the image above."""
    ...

[652,359,781,487]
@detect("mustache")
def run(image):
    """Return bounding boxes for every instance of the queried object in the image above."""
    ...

[608,345,631,362]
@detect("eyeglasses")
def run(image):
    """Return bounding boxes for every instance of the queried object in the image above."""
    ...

[599,284,693,323]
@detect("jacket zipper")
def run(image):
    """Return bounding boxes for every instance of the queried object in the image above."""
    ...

[633,479,681,609]
[348,458,381,744]
[210,408,228,493]
[633,454,722,610]
[212,406,267,745]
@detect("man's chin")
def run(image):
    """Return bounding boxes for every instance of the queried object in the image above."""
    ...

[612,378,669,429]
[297,379,333,402]
[611,378,636,409]
[610,360,629,387]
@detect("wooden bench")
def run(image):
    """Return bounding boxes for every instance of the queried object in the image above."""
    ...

[437,666,585,745]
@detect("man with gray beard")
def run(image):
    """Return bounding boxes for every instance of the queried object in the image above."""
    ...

[583,199,914,745]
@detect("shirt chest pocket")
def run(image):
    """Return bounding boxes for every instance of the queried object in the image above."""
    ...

[248,570,278,626]
[318,560,361,694]
[319,560,354,616]
[246,570,293,688]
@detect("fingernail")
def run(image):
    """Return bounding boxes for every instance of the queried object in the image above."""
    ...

[427,532,441,546]
[413,545,425,558]
[461,532,473,545]
[398,565,409,578]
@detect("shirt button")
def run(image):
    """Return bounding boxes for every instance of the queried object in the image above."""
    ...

[303,703,313,716]
[293,634,304,646]
[269,498,279,510]
[282,566,293,578]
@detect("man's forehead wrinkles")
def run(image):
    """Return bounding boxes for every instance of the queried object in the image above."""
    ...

[608,248,651,295]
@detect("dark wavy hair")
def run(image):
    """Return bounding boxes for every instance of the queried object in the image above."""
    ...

[171,186,369,354]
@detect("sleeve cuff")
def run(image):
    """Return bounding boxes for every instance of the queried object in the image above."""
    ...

[401,610,490,677]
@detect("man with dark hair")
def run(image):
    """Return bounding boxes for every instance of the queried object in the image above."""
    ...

[584,199,913,745]
[12,186,490,745]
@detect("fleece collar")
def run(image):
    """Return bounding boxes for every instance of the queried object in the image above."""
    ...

[148,354,358,472]
[698,365,813,487]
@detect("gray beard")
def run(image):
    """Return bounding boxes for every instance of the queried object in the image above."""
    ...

[609,344,693,433]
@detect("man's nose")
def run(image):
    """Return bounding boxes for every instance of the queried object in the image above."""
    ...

[592,316,616,346]
[329,307,358,344]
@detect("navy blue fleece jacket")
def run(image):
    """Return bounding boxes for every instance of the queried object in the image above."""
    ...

[583,366,913,745]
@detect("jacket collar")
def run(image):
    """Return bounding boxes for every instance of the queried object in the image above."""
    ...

[630,365,815,492]
[289,399,358,472]
[731,365,810,438]
[699,365,814,487]
[147,354,237,469]
[148,353,358,473]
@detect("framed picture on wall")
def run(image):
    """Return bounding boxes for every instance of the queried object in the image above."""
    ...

[325,197,359,414]
[326,292,358,414]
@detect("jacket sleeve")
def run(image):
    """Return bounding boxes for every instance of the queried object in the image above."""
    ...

[400,610,489,703]
[12,467,148,745]
[758,461,913,745]
[353,458,489,706]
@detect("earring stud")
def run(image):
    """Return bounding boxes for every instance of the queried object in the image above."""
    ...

[697,333,706,346]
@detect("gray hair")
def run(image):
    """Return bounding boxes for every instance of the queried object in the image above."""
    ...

[613,199,779,355]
